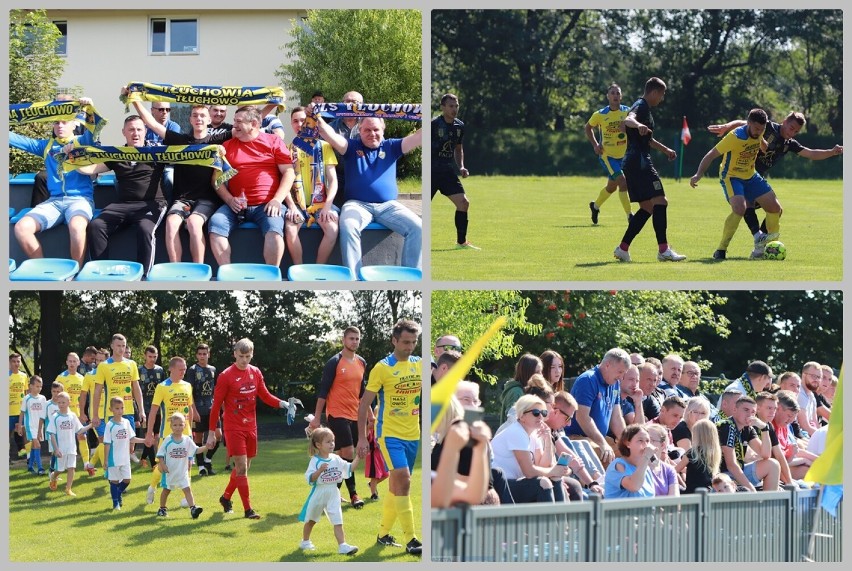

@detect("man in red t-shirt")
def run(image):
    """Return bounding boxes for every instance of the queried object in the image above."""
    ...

[209,105,298,267]
[309,326,369,508]
[206,338,288,519]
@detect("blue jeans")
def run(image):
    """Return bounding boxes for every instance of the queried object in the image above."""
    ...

[339,200,421,273]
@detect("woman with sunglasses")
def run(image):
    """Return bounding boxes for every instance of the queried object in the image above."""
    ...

[491,395,570,503]
[603,424,656,499]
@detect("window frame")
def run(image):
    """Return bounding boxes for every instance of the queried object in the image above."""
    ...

[148,16,199,56]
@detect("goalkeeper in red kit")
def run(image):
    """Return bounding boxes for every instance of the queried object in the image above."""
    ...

[206,338,289,519]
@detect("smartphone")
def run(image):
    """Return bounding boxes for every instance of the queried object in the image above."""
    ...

[557,452,569,466]
[463,406,484,424]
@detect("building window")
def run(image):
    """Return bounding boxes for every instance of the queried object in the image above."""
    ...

[150,17,198,55]
[53,21,67,56]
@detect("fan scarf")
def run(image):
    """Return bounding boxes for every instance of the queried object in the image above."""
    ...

[293,102,421,154]
[59,144,236,187]
[120,81,286,113]
[9,100,108,140]
[289,141,329,227]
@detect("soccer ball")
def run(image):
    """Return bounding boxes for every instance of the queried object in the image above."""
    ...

[763,241,786,260]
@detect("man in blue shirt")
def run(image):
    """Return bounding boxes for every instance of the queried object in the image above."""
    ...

[565,348,629,467]
[316,114,422,275]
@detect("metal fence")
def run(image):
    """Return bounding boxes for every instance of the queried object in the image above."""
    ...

[431,487,841,562]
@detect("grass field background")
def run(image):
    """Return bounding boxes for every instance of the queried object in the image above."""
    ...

[431,175,842,281]
[8,433,422,562]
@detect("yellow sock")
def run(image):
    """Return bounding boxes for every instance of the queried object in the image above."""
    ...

[618,189,631,214]
[150,463,161,488]
[594,187,611,208]
[378,491,397,537]
[24,441,32,455]
[395,494,416,543]
[93,445,104,467]
[764,211,780,235]
[718,212,743,250]
[78,440,89,464]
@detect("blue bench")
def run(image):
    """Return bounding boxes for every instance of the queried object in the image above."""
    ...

[9,176,410,274]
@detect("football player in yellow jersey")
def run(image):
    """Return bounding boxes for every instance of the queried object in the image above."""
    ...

[690,108,783,260]
[585,84,632,224]
[144,356,198,505]
[56,352,89,472]
[356,319,422,555]
[9,353,29,461]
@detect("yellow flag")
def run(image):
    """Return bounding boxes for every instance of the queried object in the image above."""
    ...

[804,365,842,485]
[430,316,507,433]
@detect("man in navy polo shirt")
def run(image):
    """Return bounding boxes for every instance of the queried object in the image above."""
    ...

[565,348,630,467]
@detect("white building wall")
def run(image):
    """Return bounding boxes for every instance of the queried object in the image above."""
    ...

[47,10,304,142]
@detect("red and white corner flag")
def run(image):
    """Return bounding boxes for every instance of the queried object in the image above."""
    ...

[681,116,692,146]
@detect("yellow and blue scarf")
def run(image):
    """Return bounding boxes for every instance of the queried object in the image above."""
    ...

[120,81,286,114]
[9,100,108,140]
[294,102,421,153]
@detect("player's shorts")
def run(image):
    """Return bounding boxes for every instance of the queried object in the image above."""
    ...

[327,416,358,450]
[720,173,773,204]
[160,468,190,491]
[24,418,40,440]
[167,199,219,222]
[378,436,419,472]
[194,413,213,436]
[431,170,465,198]
[623,156,664,203]
[55,452,78,472]
[598,155,624,180]
[26,196,94,231]
[299,484,344,525]
[224,429,258,458]
[107,464,132,481]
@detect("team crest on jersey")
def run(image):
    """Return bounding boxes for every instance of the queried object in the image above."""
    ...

[196,372,202,381]
[378,150,386,159]
[438,128,445,138]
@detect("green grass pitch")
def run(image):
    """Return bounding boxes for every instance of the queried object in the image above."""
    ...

[8,436,422,562]
[430,175,842,281]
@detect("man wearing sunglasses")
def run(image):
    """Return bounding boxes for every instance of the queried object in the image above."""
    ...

[431,335,462,384]
[145,102,181,202]
[564,348,629,467]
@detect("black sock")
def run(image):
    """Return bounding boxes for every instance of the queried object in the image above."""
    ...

[206,441,219,461]
[759,218,768,234]
[652,204,668,245]
[196,453,206,468]
[455,210,469,244]
[620,208,651,246]
[743,207,760,235]
[341,457,357,496]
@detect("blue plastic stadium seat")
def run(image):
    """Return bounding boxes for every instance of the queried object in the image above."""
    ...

[357,265,422,282]
[10,208,33,224]
[11,173,36,184]
[10,258,79,281]
[364,222,388,231]
[216,263,282,281]
[10,259,17,272]
[147,262,212,282]
[9,208,15,219]
[96,173,116,186]
[287,264,356,281]
[76,260,144,281]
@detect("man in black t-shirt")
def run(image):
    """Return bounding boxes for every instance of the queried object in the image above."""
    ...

[137,345,165,467]
[188,343,218,476]
[80,115,168,273]
[717,395,780,492]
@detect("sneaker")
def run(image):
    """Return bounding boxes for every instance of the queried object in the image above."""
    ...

[370,492,380,501]
[113,503,121,511]
[589,201,599,225]
[751,231,768,258]
[405,538,423,555]
[299,540,316,551]
[657,247,687,262]
[85,462,96,477]
[157,507,168,517]
[219,495,234,513]
[146,486,156,505]
[244,509,261,520]
[712,249,726,260]
[377,534,402,548]
[338,543,359,555]
[37,469,46,476]
[198,466,208,477]
[130,452,140,464]
[49,479,58,491]
[455,241,481,250]
[190,506,204,519]
[65,489,76,497]
[350,494,364,509]
[205,463,216,476]
[613,246,631,262]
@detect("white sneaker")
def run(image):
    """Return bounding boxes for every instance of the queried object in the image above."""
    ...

[130,453,140,464]
[299,540,316,551]
[146,485,156,505]
[751,231,768,258]
[657,247,686,261]
[338,542,359,555]
[613,246,631,262]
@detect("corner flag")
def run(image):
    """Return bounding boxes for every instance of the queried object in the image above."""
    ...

[430,316,506,433]
[681,117,692,145]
